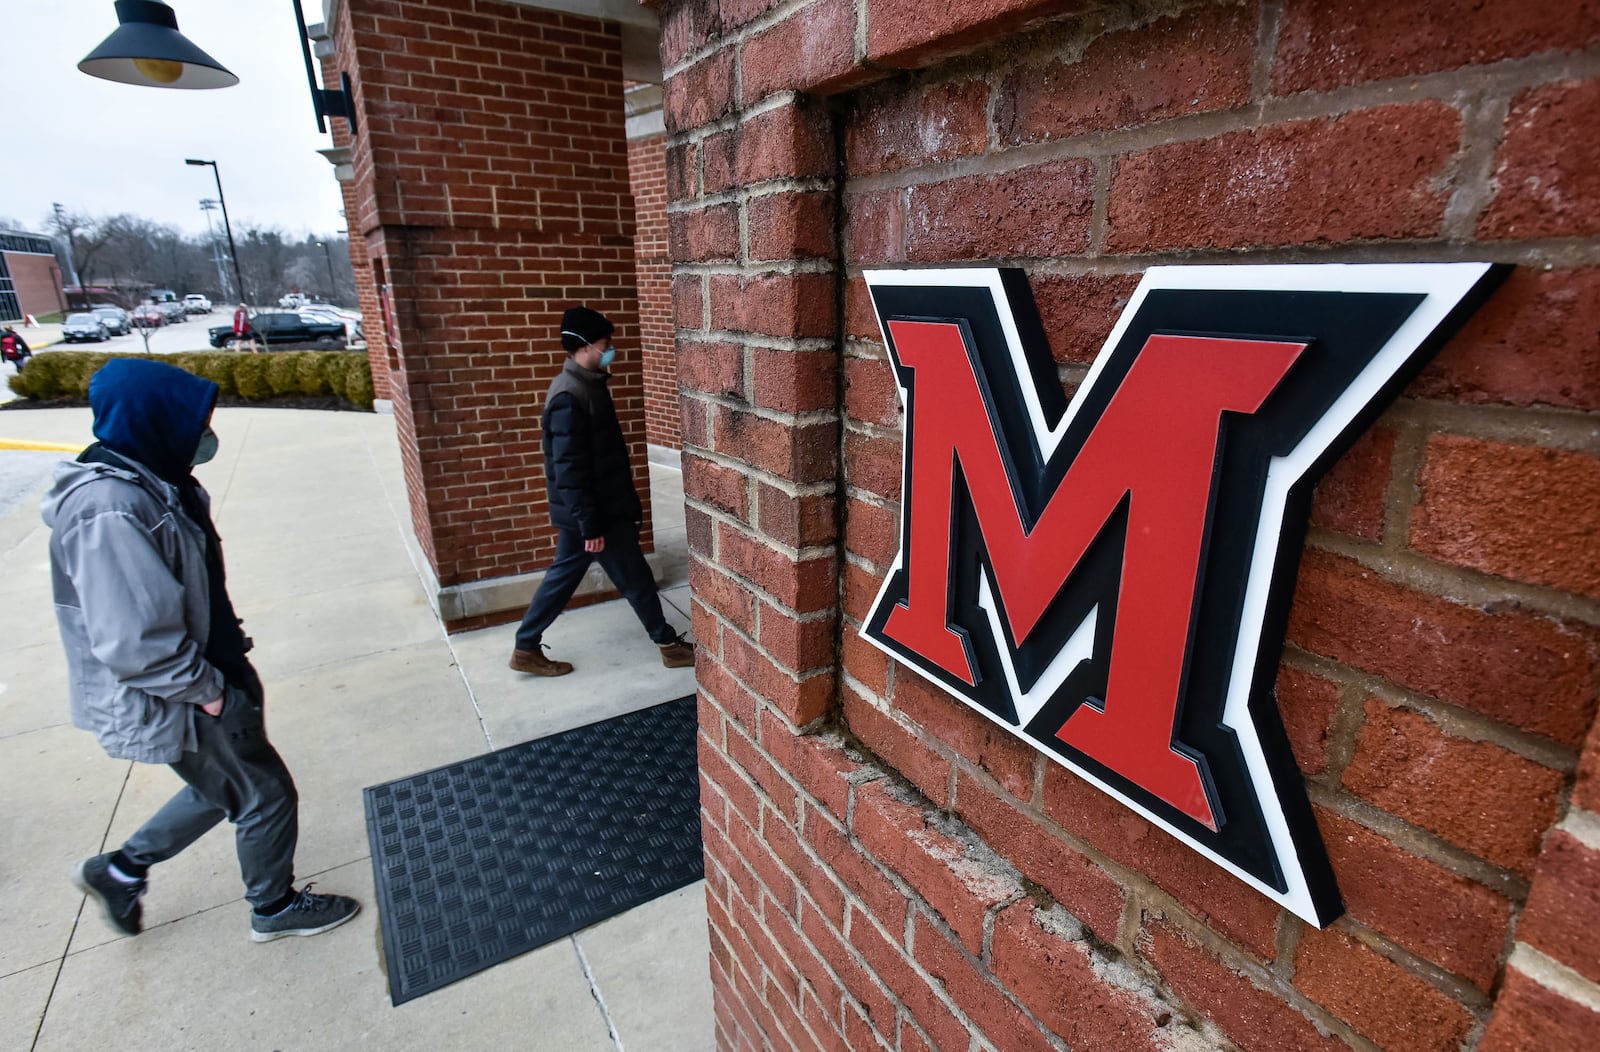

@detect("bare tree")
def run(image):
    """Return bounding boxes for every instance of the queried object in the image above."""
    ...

[311,235,358,306]
[45,206,113,289]
[39,204,359,310]
[98,214,166,287]
[284,256,319,295]
[239,226,291,304]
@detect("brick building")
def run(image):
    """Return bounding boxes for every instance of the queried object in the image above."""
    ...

[627,79,681,450]
[0,230,67,322]
[324,1,1600,1048]
[317,0,671,627]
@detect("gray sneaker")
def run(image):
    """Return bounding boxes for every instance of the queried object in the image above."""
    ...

[73,853,146,936]
[249,884,361,943]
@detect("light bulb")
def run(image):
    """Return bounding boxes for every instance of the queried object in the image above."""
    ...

[133,57,183,84]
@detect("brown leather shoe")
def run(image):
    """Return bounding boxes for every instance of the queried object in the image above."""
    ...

[509,646,573,677]
[658,634,695,669]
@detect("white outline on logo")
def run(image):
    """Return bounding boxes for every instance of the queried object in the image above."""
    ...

[860,263,1496,926]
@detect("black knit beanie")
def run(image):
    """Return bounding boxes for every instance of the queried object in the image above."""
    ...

[560,306,614,352]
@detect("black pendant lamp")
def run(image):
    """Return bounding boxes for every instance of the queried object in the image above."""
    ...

[78,1,238,89]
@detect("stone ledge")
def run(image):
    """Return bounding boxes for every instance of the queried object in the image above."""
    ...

[426,552,676,624]
[647,442,683,471]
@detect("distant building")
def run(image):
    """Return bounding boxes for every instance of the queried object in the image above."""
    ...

[0,230,66,321]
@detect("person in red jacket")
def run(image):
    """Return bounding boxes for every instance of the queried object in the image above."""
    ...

[1,326,30,371]
[230,304,257,352]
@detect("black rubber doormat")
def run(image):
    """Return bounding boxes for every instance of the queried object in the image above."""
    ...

[363,695,704,1005]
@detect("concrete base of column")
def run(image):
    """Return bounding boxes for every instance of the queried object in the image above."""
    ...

[424,552,677,628]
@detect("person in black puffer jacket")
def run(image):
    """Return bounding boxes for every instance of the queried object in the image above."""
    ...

[510,306,694,676]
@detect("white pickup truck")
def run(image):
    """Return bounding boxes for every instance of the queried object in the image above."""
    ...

[183,294,212,314]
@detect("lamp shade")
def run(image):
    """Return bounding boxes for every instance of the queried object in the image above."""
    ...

[78,0,237,90]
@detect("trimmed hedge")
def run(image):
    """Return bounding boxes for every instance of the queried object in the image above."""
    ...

[6,350,375,410]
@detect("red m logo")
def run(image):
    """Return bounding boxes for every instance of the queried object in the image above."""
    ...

[861,265,1507,926]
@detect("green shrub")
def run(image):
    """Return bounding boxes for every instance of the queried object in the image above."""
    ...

[46,353,101,399]
[320,355,351,401]
[293,353,331,397]
[264,352,301,395]
[340,353,375,409]
[7,350,105,400]
[183,353,238,397]
[4,349,373,409]
[232,354,272,400]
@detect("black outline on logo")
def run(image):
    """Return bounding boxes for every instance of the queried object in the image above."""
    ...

[859,264,1510,926]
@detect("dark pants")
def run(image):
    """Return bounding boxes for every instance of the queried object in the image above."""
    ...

[515,523,672,651]
[119,679,299,910]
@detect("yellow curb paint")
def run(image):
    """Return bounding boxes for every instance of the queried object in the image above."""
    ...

[0,439,82,452]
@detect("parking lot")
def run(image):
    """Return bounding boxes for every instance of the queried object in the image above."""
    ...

[2,306,362,406]
[2,314,220,405]
[55,312,221,355]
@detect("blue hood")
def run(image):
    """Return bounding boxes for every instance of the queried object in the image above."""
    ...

[88,359,219,484]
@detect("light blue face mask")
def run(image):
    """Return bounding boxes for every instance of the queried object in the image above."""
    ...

[598,345,616,369]
[192,426,219,466]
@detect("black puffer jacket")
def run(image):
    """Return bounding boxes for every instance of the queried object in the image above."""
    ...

[542,357,642,538]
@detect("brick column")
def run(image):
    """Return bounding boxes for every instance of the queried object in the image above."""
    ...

[310,20,389,401]
[330,0,652,624]
[663,0,857,1035]
[670,88,843,725]
[626,83,679,451]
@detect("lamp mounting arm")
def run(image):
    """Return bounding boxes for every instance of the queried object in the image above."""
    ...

[292,0,357,135]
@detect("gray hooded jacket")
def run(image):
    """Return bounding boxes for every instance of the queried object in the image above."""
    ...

[41,455,223,763]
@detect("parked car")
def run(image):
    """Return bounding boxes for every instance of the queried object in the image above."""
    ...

[208,311,347,349]
[62,312,110,343]
[130,304,166,328]
[91,305,132,336]
[279,292,311,308]
[158,301,187,324]
[183,294,212,314]
[299,306,364,343]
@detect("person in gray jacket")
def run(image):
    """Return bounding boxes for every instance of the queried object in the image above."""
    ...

[43,358,359,942]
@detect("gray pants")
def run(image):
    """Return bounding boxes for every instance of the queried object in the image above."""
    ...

[120,681,299,910]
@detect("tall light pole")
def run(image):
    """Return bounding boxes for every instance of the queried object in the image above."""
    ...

[198,198,231,300]
[316,240,336,302]
[184,159,246,304]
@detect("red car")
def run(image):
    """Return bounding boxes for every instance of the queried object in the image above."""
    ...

[130,305,166,327]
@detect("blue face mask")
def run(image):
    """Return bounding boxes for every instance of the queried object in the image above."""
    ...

[191,426,219,466]
[598,345,616,369]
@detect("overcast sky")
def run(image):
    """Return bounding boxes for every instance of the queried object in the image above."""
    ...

[2,1,348,239]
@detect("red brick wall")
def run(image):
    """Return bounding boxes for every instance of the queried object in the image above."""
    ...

[333,0,652,591]
[665,1,1600,1049]
[316,36,389,400]
[342,182,389,401]
[4,252,66,319]
[630,131,680,450]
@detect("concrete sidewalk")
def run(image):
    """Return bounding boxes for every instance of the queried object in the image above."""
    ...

[0,408,711,1051]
